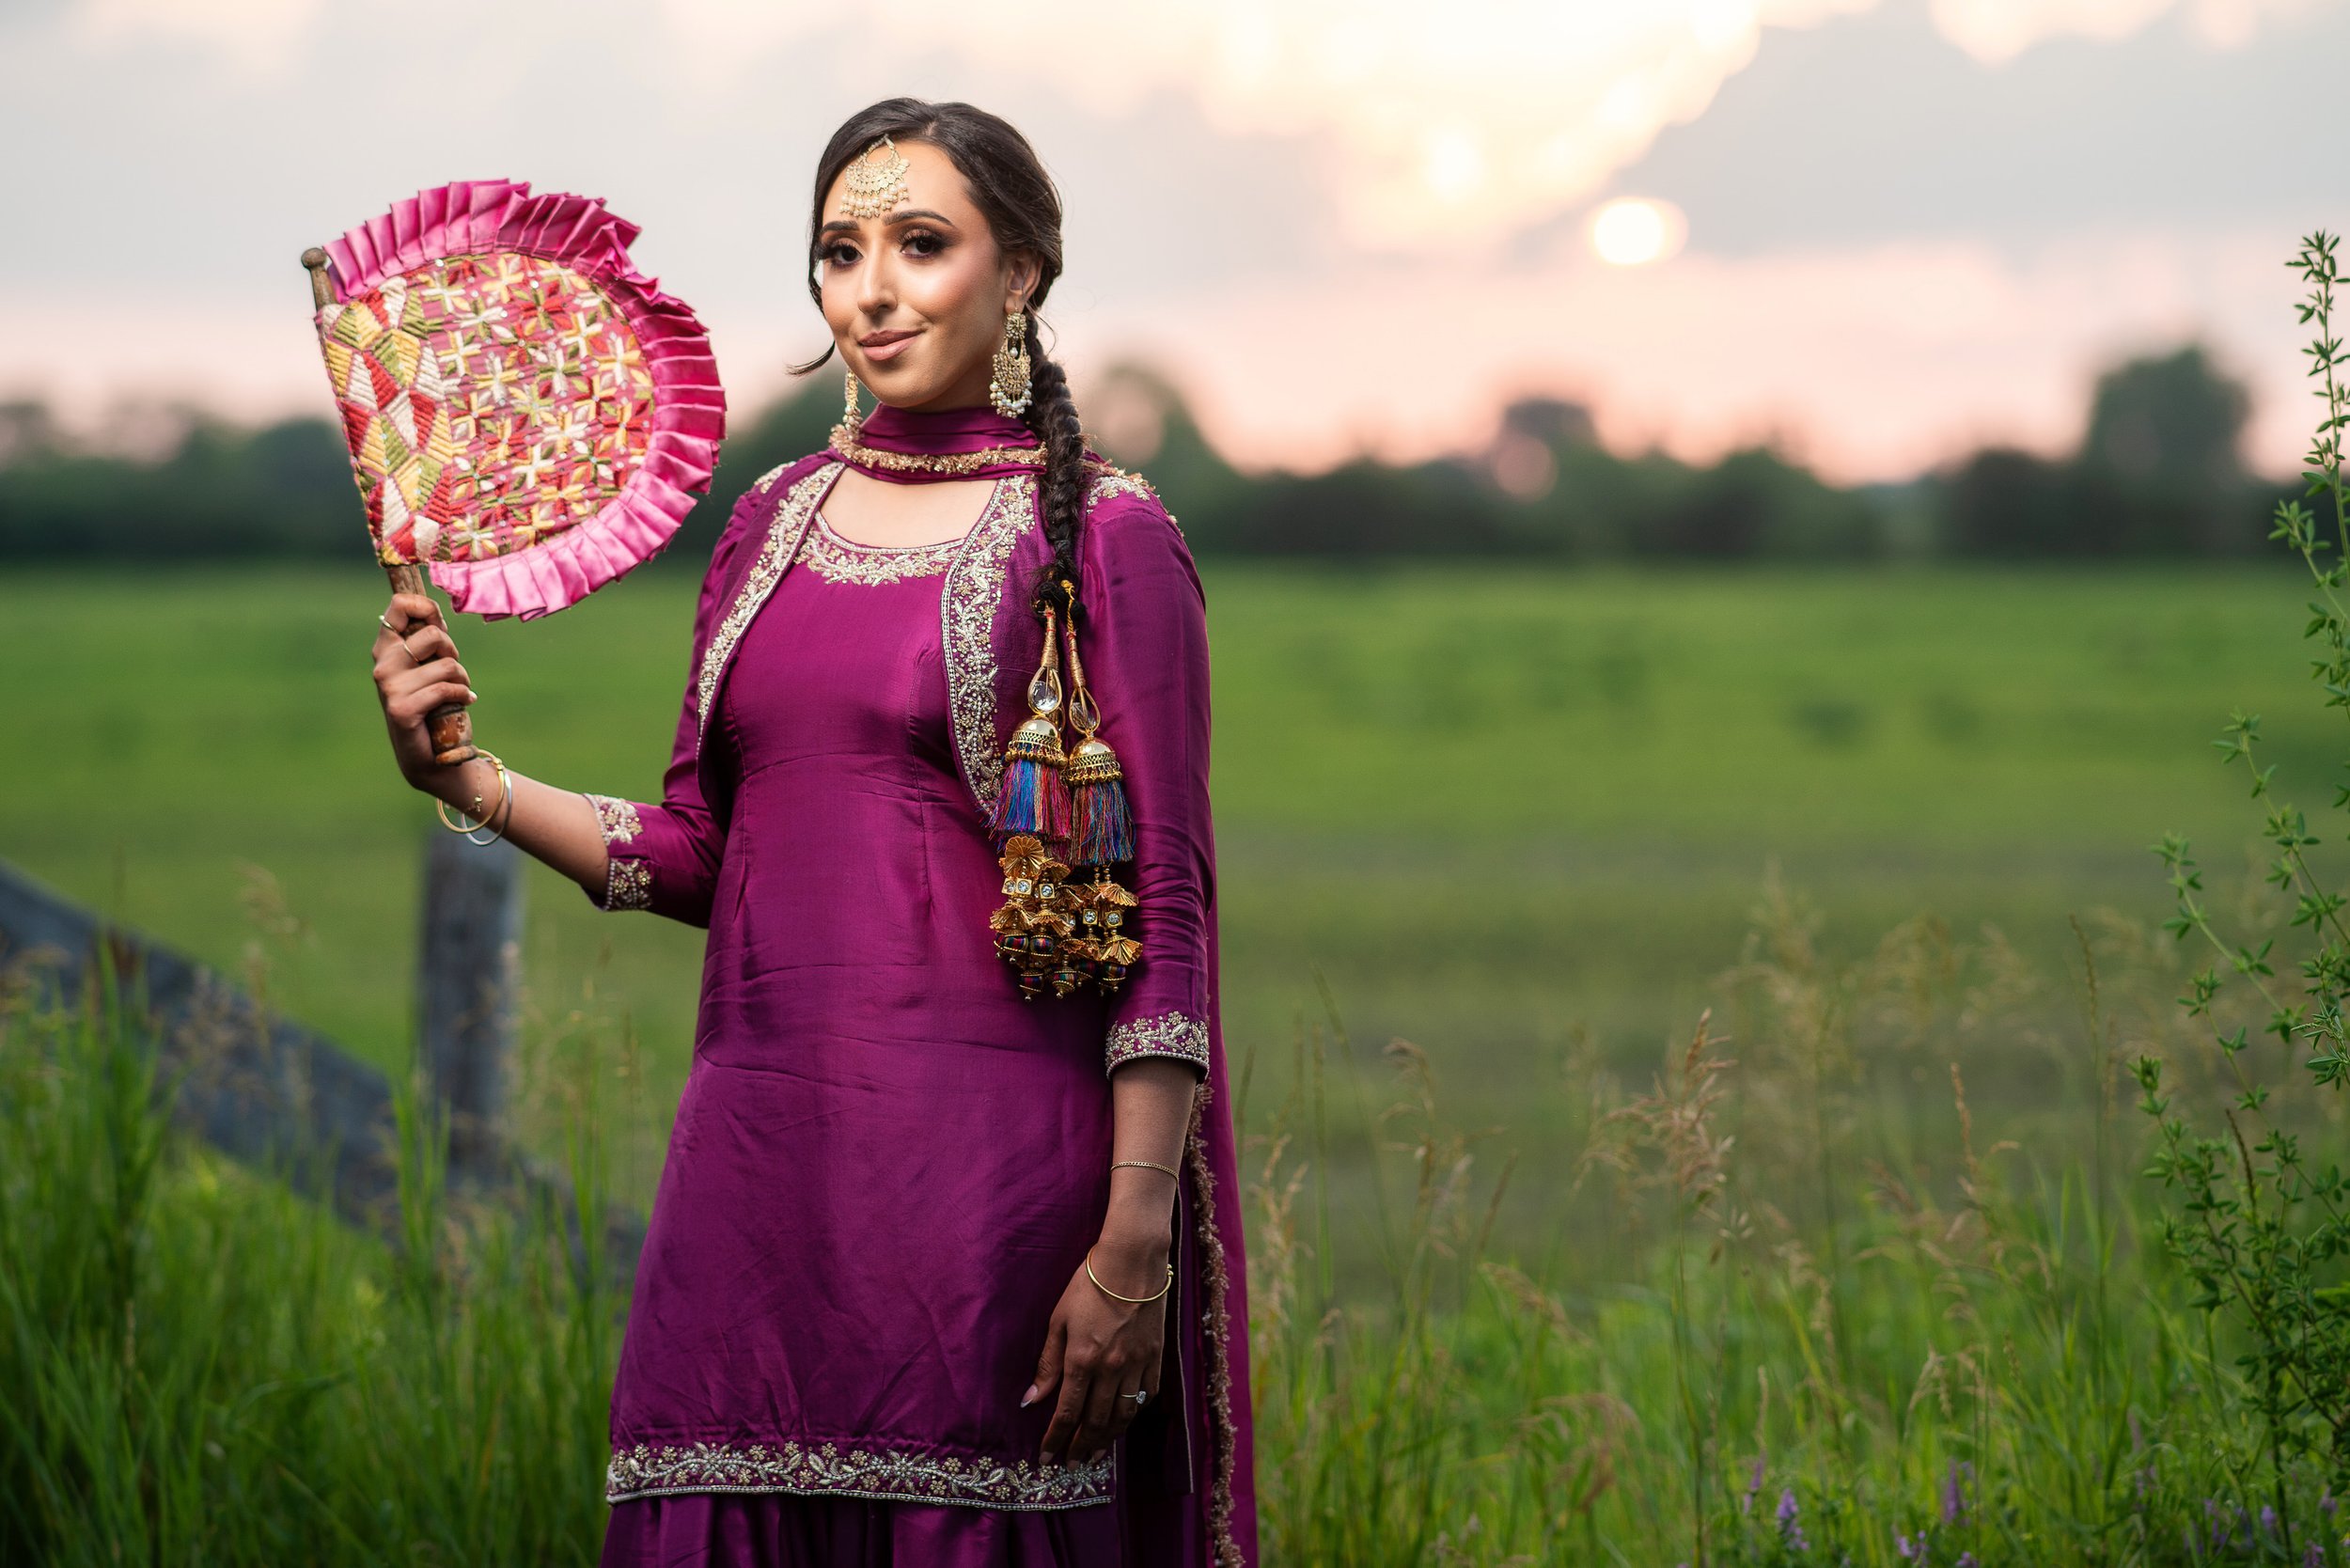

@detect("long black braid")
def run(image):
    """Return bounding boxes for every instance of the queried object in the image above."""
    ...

[1017,321,1088,625]
[800,98,1088,628]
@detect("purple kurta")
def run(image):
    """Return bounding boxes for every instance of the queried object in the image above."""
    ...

[583,447,1256,1568]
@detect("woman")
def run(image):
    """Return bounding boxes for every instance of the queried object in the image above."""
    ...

[368,100,1256,1568]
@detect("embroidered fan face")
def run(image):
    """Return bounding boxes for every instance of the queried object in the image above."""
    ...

[319,254,652,565]
[307,180,723,620]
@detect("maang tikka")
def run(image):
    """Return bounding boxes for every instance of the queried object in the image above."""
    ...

[989,589,1141,999]
[840,135,911,220]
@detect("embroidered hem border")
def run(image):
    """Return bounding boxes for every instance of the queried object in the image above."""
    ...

[602,858,651,912]
[1104,1011,1211,1075]
[604,1437,1115,1511]
[585,792,642,845]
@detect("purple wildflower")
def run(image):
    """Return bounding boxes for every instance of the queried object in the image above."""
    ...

[1941,1462,1974,1528]
[1955,1556,1977,1568]
[2262,1505,2280,1537]
[1777,1489,1811,1553]
[1744,1458,1764,1514]
[2306,1545,2323,1568]
[1894,1531,1919,1561]
[2325,1490,2339,1518]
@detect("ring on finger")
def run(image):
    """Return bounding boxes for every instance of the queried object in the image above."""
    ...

[399,636,424,666]
[1123,1389,1149,1406]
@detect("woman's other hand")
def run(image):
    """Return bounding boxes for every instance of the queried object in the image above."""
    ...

[1026,1233,1168,1466]
[370,591,475,789]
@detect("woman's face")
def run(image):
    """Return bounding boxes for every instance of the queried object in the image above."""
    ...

[818,139,1040,414]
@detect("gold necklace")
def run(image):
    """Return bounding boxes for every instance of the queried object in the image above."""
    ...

[828,421,1048,477]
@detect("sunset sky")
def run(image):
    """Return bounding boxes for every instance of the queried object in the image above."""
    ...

[3,0,2344,482]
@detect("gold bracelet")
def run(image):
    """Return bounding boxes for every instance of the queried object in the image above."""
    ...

[464,751,512,847]
[435,787,488,835]
[1110,1159,1180,1182]
[1083,1248,1173,1305]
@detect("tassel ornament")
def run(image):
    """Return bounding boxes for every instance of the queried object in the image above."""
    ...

[989,606,1071,842]
[1059,600,1137,870]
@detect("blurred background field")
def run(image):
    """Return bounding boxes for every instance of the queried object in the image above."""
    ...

[2,550,2323,1219]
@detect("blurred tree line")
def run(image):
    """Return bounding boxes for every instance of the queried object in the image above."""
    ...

[0,343,2286,565]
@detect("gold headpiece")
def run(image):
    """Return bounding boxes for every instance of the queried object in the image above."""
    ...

[841,135,912,220]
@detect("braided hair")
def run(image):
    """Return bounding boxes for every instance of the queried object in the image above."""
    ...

[802,99,1089,625]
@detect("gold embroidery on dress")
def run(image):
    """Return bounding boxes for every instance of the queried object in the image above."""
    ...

[1104,1010,1209,1074]
[797,512,961,586]
[1085,465,1182,538]
[695,462,839,733]
[939,473,1039,813]
[603,858,652,912]
[585,792,642,845]
[1183,1085,1246,1567]
[604,1435,1115,1510]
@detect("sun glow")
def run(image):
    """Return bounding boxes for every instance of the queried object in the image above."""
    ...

[1589,198,1687,266]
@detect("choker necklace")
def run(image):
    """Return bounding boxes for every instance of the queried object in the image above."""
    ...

[829,419,1049,477]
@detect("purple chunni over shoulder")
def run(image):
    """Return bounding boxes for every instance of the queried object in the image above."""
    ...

[582,415,1256,1568]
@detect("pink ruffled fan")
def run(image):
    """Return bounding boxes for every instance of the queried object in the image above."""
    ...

[301,180,724,761]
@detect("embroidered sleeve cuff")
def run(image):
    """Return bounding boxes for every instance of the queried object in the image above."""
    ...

[1104,1010,1210,1076]
[584,793,653,912]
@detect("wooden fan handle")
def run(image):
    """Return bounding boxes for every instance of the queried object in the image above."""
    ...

[385,562,478,766]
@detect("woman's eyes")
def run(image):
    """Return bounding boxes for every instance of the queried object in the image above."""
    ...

[822,231,947,268]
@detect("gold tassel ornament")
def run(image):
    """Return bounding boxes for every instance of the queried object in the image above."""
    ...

[985,588,1144,999]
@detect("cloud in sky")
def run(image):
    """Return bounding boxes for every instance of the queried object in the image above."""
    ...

[0,0,2342,482]
[32,0,2320,249]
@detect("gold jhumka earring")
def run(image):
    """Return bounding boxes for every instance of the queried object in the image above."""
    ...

[840,135,911,220]
[989,310,1032,416]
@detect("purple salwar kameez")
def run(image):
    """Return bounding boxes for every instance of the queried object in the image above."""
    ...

[582,408,1256,1568]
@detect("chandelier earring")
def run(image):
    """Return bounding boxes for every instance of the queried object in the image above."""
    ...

[989,310,1033,417]
[841,368,865,442]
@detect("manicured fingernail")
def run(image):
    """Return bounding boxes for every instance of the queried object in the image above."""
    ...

[1020,1385,1039,1407]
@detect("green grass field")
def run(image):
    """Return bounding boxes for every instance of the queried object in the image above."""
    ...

[9,560,2349,1563]
[4,562,2315,1090]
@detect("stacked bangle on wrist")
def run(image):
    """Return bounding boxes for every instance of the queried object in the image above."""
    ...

[434,750,513,846]
[1110,1158,1180,1182]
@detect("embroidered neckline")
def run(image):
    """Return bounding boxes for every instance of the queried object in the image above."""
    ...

[695,461,840,733]
[938,473,1040,814]
[797,510,970,586]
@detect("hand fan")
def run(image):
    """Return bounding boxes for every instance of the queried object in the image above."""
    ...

[300,179,725,762]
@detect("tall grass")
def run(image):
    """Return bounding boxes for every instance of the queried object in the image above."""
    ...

[5,877,2342,1564]
[0,975,619,1565]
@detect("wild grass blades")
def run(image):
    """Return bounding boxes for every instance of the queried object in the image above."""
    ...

[0,968,624,1566]
[2136,230,2350,1526]
[3,877,2345,1562]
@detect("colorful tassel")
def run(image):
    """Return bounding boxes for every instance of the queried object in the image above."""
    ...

[989,605,1071,845]
[1064,736,1136,866]
[991,716,1070,840]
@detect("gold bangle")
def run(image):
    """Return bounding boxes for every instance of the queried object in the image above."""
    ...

[1083,1248,1173,1305]
[435,792,487,834]
[464,751,512,847]
[1110,1159,1180,1182]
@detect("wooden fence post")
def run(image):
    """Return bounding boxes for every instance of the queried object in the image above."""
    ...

[416,831,525,1174]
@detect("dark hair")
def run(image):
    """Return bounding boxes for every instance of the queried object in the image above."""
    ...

[802,98,1085,623]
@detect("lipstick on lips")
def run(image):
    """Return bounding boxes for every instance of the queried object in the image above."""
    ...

[860,328,918,363]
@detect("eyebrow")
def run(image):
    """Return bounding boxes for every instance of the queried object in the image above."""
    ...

[819,208,959,235]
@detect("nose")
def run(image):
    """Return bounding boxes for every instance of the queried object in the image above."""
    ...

[853,243,895,319]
